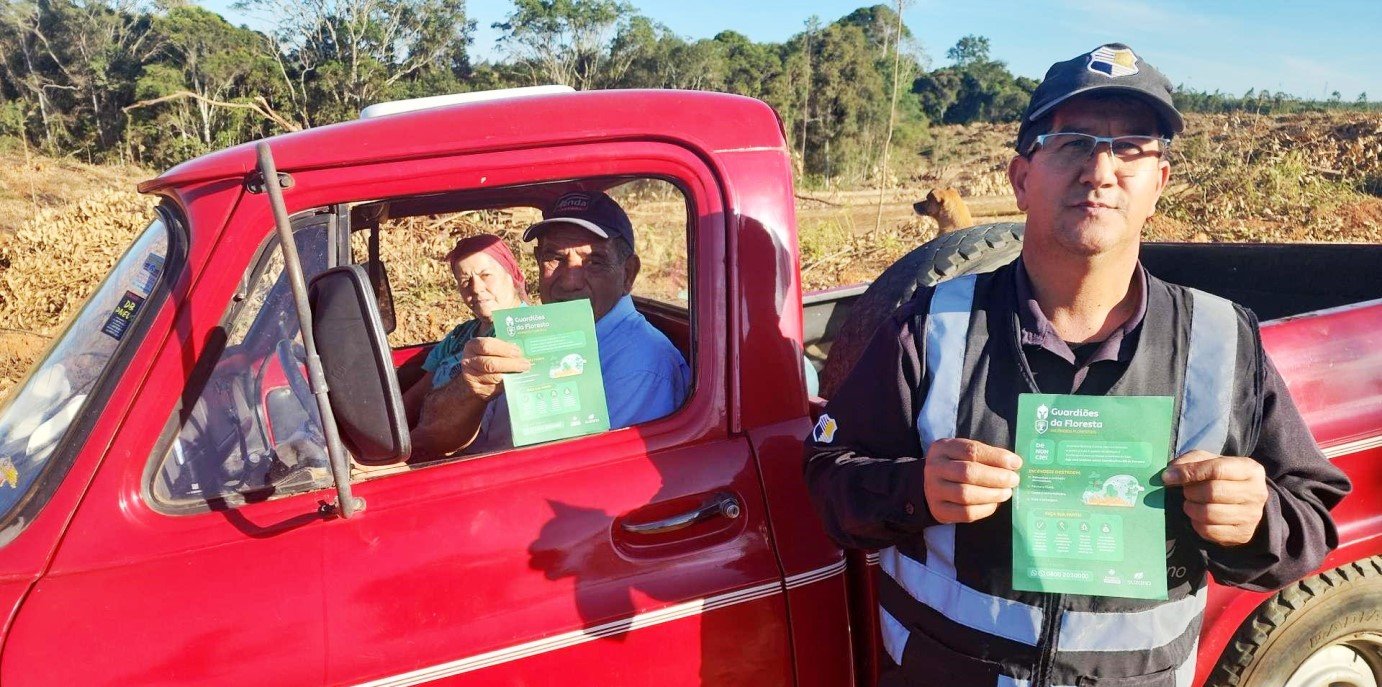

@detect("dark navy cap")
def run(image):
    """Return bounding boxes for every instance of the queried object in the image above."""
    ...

[522,191,635,246]
[1017,44,1184,153]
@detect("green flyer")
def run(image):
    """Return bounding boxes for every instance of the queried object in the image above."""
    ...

[1011,393,1174,599]
[492,300,610,447]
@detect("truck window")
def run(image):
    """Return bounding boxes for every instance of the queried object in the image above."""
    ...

[363,177,693,465]
[605,178,690,309]
[0,214,174,536]
[374,179,689,350]
[148,217,334,510]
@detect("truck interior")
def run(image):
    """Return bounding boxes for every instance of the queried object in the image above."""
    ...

[347,175,694,394]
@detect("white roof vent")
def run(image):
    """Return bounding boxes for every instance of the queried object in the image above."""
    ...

[359,85,577,119]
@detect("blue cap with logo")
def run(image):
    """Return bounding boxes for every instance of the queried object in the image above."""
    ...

[522,190,635,246]
[1017,43,1184,153]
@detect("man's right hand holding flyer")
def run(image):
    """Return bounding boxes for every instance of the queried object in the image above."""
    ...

[455,337,531,402]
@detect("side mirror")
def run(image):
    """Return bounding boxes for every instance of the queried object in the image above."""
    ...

[308,266,410,464]
[365,259,397,334]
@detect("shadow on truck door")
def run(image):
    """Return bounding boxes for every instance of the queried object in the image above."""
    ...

[514,207,803,685]
[527,489,779,684]
[517,204,846,686]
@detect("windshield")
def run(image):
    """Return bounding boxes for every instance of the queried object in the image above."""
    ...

[0,216,170,539]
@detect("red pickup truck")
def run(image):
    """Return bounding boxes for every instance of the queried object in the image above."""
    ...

[0,89,1377,687]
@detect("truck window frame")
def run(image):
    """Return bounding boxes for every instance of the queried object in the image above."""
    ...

[141,141,726,513]
[145,211,337,513]
[354,173,698,475]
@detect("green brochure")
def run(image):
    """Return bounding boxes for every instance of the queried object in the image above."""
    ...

[492,300,610,447]
[1011,393,1174,600]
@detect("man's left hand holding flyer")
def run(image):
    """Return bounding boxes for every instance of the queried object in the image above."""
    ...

[492,300,610,447]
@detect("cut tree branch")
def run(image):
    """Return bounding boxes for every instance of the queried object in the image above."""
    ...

[123,91,301,132]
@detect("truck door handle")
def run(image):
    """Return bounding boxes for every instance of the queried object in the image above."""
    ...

[621,493,742,535]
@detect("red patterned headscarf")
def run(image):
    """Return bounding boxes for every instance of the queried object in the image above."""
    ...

[444,234,528,300]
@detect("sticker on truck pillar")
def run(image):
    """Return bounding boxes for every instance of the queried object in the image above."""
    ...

[101,291,145,341]
[134,254,165,296]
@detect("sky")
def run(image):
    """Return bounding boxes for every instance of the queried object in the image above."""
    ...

[201,0,1382,101]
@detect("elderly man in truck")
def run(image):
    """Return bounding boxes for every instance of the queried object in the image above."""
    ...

[804,44,1350,686]
[411,190,690,457]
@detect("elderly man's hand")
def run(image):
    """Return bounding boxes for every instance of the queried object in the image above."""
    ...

[452,337,531,402]
[923,438,1023,524]
[1162,450,1268,547]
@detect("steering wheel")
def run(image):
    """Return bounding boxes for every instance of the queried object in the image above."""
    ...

[275,338,321,429]
[265,337,331,484]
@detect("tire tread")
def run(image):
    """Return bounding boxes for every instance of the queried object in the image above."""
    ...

[1204,554,1382,687]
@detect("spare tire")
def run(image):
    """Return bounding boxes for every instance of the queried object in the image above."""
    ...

[819,222,1024,398]
[1205,555,1382,687]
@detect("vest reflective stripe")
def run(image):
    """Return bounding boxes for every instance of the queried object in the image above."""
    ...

[1175,640,1199,687]
[923,524,958,579]
[1179,290,1238,455]
[919,273,977,450]
[997,677,1078,687]
[880,546,1044,645]
[1057,586,1207,651]
[913,276,977,581]
[880,605,908,666]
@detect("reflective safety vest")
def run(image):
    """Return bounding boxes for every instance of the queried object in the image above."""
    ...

[879,267,1265,687]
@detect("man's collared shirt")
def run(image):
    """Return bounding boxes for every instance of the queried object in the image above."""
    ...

[1014,259,1147,394]
[595,294,692,427]
[466,294,690,453]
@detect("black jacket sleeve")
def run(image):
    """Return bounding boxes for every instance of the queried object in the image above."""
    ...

[1204,353,1352,591]
[804,294,937,550]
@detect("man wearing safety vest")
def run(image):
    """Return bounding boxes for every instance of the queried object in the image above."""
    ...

[805,44,1351,687]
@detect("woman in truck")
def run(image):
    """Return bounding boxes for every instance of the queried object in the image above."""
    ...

[403,234,529,425]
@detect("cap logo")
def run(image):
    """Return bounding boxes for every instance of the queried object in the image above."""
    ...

[1087,46,1139,78]
[553,194,593,214]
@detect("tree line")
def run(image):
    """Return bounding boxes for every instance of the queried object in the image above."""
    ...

[1,0,1374,182]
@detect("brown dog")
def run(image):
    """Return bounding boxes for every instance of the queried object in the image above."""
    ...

[913,188,973,234]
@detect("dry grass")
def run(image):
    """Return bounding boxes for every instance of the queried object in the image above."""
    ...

[796,111,1382,289]
[0,138,154,236]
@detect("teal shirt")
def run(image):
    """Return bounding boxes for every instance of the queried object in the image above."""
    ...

[424,303,529,387]
[422,319,487,387]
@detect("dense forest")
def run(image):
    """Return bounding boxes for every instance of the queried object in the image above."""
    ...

[1,0,1375,183]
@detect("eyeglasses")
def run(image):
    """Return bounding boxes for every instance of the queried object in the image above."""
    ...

[1029,132,1171,167]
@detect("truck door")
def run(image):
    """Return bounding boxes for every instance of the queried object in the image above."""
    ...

[322,147,795,685]
[2,211,338,686]
[4,142,795,686]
